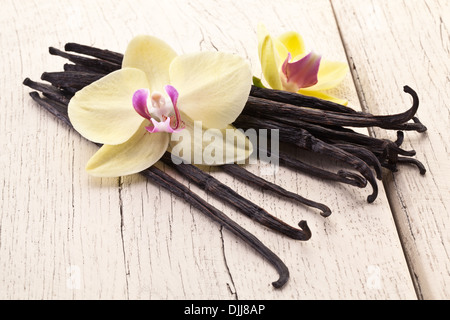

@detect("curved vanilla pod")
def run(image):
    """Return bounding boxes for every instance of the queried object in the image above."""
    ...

[244,88,426,132]
[330,143,383,180]
[64,42,124,65]
[49,47,120,74]
[141,165,291,288]
[41,71,103,90]
[221,163,332,217]
[55,42,427,133]
[257,146,367,189]
[23,78,72,105]
[249,112,417,161]
[160,153,312,240]
[250,85,359,114]
[26,90,292,289]
[236,115,378,203]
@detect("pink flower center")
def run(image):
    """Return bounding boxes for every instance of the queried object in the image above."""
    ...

[280,52,321,92]
[132,85,185,133]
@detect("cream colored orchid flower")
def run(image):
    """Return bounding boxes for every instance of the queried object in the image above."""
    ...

[257,24,349,105]
[68,35,253,177]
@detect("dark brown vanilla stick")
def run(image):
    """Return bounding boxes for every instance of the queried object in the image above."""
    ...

[25,77,314,238]
[395,157,427,175]
[257,146,367,189]
[41,71,104,90]
[28,91,72,127]
[331,143,383,180]
[25,78,316,239]
[54,42,427,133]
[160,153,313,238]
[244,89,427,132]
[32,63,423,179]
[49,47,121,74]
[31,43,424,200]
[44,44,427,133]
[64,63,105,74]
[251,85,428,134]
[235,115,378,203]
[250,85,359,114]
[221,163,332,217]
[26,90,291,288]
[64,42,124,65]
[23,78,72,105]
[247,111,418,159]
[140,166,290,288]
[240,111,420,176]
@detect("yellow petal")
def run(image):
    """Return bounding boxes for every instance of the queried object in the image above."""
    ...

[305,60,349,91]
[168,117,253,165]
[86,123,169,177]
[68,68,149,145]
[257,23,283,90]
[122,35,177,93]
[169,52,252,129]
[277,31,306,59]
[298,89,349,105]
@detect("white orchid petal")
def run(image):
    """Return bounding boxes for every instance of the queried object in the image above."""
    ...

[168,117,253,165]
[169,52,252,129]
[86,123,169,177]
[122,35,178,93]
[68,68,149,145]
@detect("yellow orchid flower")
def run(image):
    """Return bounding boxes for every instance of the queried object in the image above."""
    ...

[68,35,253,177]
[257,24,349,105]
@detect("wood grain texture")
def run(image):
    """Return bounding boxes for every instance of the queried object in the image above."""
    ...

[2,0,441,299]
[332,0,450,299]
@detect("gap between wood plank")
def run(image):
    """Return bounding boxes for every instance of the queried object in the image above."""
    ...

[328,0,421,299]
[220,226,239,300]
[118,176,130,298]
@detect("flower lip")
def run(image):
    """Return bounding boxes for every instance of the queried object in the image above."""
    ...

[132,85,185,133]
[132,88,151,119]
[281,52,321,92]
[164,85,183,131]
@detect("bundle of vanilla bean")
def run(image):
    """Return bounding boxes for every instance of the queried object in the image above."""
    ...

[23,43,426,288]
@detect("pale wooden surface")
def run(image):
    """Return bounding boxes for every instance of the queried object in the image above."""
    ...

[0,0,448,299]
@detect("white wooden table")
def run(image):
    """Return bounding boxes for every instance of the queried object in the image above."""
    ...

[1,0,449,300]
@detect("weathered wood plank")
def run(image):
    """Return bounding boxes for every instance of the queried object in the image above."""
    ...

[0,0,421,299]
[332,0,450,299]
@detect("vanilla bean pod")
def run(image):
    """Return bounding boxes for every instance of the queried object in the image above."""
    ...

[243,111,416,177]
[49,47,120,74]
[25,78,316,241]
[64,42,124,65]
[326,143,383,180]
[36,63,405,182]
[250,86,428,133]
[244,91,427,132]
[250,111,417,160]
[221,163,332,217]
[47,44,427,133]
[41,71,104,90]
[140,166,290,288]
[258,146,367,189]
[235,115,378,203]
[27,67,384,192]
[250,85,359,114]
[53,43,427,133]
[160,153,313,238]
[395,157,427,175]
[64,63,104,74]
[34,42,426,204]
[23,78,73,105]
[28,91,72,127]
[26,90,291,288]
[30,51,346,211]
